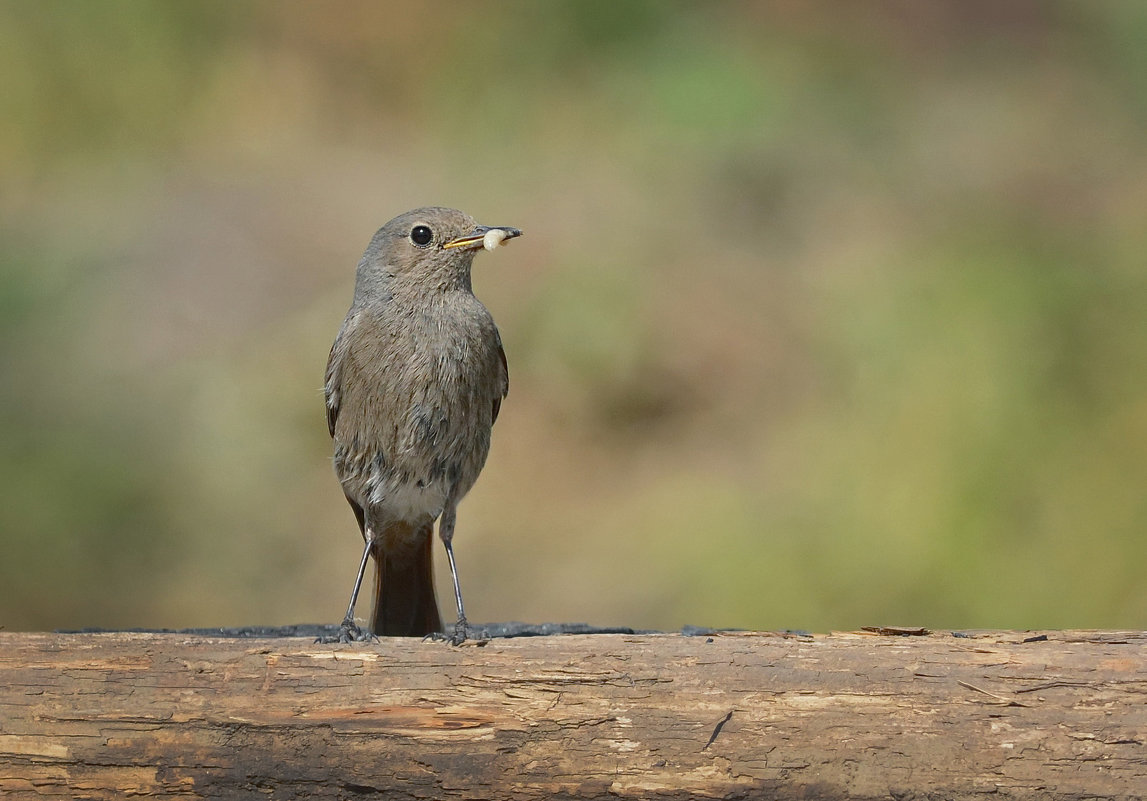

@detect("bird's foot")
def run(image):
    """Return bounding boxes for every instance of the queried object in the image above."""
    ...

[449,616,470,645]
[424,616,470,646]
[315,618,377,644]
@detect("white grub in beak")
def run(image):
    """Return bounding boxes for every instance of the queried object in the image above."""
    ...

[483,228,510,251]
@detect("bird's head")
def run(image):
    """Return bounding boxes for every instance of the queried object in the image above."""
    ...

[355,207,521,300]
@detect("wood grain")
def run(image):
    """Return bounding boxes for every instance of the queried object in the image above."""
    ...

[1,630,1144,799]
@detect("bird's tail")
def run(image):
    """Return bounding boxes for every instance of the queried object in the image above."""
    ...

[369,521,443,637]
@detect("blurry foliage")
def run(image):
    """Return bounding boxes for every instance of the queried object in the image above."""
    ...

[1,1,1145,631]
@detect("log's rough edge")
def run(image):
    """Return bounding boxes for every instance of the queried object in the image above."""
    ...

[1,629,1144,801]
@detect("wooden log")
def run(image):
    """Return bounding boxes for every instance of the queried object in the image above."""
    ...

[1,629,1144,799]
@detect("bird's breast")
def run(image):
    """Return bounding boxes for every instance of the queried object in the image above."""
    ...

[333,297,501,513]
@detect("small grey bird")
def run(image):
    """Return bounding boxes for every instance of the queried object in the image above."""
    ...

[323,207,520,643]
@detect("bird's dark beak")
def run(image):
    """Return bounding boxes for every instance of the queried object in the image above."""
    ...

[442,225,523,251]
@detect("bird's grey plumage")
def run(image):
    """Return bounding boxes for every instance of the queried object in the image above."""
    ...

[322,207,515,642]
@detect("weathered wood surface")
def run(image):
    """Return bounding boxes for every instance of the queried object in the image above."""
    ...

[1,629,1144,800]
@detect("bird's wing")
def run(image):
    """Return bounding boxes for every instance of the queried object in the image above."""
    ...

[324,315,355,438]
[492,339,509,426]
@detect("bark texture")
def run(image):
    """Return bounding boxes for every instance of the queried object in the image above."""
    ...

[1,629,1144,800]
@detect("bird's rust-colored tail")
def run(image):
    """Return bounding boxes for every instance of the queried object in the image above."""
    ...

[369,522,443,637]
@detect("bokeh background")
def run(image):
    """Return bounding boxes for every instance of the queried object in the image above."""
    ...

[3,1,1145,633]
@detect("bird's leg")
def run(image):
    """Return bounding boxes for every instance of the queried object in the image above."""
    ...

[316,531,377,643]
[341,537,373,631]
[439,502,469,645]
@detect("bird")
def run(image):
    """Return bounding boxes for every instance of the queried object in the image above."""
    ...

[322,207,520,644]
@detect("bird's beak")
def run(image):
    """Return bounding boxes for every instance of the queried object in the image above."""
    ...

[443,225,523,252]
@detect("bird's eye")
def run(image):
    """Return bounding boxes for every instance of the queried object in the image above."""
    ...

[410,225,433,247]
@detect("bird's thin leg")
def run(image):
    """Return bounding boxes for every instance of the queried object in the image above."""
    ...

[343,536,373,624]
[439,503,469,645]
[317,532,376,643]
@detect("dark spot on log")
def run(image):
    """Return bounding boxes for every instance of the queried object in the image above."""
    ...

[861,626,931,636]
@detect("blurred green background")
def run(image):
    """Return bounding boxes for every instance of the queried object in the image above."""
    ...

[2,1,1145,633]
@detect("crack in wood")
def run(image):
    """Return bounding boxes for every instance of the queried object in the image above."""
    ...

[702,710,734,750]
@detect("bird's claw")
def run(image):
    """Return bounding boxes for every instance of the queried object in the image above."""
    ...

[424,617,470,646]
[315,619,377,644]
